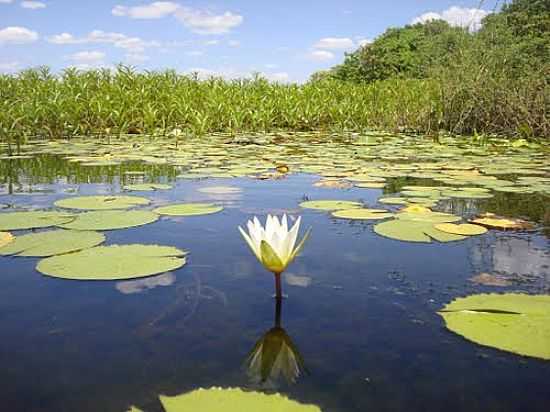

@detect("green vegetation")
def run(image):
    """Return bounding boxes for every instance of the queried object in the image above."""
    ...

[0,1,547,148]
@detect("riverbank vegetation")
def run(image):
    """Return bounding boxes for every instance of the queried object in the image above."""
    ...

[0,0,547,143]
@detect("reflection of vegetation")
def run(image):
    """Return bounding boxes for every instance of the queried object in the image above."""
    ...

[245,298,306,386]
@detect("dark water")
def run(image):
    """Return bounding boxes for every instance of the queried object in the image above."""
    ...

[0,158,549,412]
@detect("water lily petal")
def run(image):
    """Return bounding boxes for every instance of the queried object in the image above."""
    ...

[239,226,261,261]
[260,240,285,273]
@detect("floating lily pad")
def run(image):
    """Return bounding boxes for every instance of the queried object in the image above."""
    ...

[313,179,353,189]
[123,183,173,191]
[158,388,321,412]
[374,220,465,243]
[332,208,394,220]
[299,200,363,211]
[0,232,14,248]
[0,230,105,257]
[197,186,242,194]
[439,293,550,360]
[36,244,186,280]
[378,197,409,205]
[471,214,534,230]
[154,203,223,216]
[356,182,386,189]
[0,211,74,231]
[434,223,488,236]
[58,210,159,231]
[55,195,150,210]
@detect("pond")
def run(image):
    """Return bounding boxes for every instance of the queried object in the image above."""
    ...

[0,134,549,412]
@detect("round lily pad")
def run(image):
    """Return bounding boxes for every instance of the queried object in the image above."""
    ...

[0,230,105,257]
[0,211,75,231]
[0,232,14,248]
[374,220,466,243]
[54,195,150,210]
[471,216,533,230]
[434,223,488,236]
[153,203,223,216]
[378,197,409,205]
[158,388,321,412]
[197,186,242,194]
[36,244,187,280]
[123,183,173,191]
[355,182,386,189]
[332,208,394,220]
[299,200,363,211]
[58,210,159,231]
[439,293,550,360]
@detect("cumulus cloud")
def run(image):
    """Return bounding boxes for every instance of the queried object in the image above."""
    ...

[308,50,335,61]
[357,38,372,47]
[412,6,490,31]
[112,2,179,19]
[21,1,46,9]
[0,0,14,4]
[112,2,243,35]
[69,50,105,64]
[227,40,240,47]
[0,26,39,44]
[47,30,160,52]
[0,61,20,72]
[313,37,355,50]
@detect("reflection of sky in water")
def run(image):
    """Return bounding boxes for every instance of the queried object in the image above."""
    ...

[0,158,549,412]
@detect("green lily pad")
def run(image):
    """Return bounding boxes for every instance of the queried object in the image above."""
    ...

[36,244,186,280]
[0,230,105,257]
[434,223,488,236]
[58,210,159,231]
[355,182,386,189]
[123,183,173,191]
[159,388,321,412]
[153,203,223,216]
[378,197,409,205]
[332,208,394,220]
[0,232,14,247]
[299,200,363,211]
[374,220,466,243]
[55,196,150,210]
[439,293,550,360]
[0,211,75,231]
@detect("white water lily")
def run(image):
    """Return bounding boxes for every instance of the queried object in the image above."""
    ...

[239,214,310,275]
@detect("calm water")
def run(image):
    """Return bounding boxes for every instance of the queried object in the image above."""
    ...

[0,156,549,412]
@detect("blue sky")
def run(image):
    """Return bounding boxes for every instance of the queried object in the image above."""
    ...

[0,0,496,82]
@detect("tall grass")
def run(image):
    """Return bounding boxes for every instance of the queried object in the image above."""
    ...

[0,64,547,148]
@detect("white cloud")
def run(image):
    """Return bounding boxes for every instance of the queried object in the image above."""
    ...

[21,1,46,9]
[112,2,243,35]
[228,40,240,47]
[308,50,335,61]
[0,0,14,3]
[175,8,243,34]
[265,63,279,69]
[112,2,179,19]
[0,26,39,44]
[47,30,160,52]
[125,53,149,63]
[412,6,490,31]
[313,37,355,50]
[186,50,203,56]
[204,39,219,46]
[264,72,289,83]
[357,38,372,47]
[69,50,105,64]
[0,61,20,72]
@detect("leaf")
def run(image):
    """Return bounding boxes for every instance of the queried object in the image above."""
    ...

[36,244,187,280]
[58,210,159,231]
[159,388,321,412]
[331,208,394,220]
[153,203,223,216]
[374,220,466,243]
[0,232,14,248]
[299,200,363,211]
[0,211,75,231]
[439,293,550,360]
[434,223,488,236]
[55,195,150,210]
[0,230,105,257]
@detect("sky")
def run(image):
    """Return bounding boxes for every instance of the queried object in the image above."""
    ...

[0,0,497,82]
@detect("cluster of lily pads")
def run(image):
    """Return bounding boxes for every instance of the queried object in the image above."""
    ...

[0,194,224,280]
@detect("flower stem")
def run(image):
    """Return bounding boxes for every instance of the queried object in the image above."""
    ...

[274,272,282,299]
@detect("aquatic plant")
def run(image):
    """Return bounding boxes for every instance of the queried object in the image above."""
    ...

[239,214,310,298]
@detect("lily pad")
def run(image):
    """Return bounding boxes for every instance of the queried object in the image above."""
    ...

[36,244,186,280]
[332,208,394,220]
[0,230,105,257]
[58,210,159,231]
[374,220,466,243]
[0,211,75,231]
[198,186,242,194]
[159,388,321,412]
[299,200,363,211]
[154,203,223,216]
[0,232,14,248]
[471,214,534,230]
[439,293,550,360]
[434,223,488,236]
[55,195,150,210]
[123,183,173,191]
